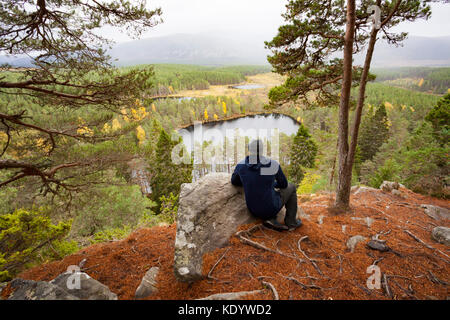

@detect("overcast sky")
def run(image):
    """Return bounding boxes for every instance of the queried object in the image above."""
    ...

[104,0,450,43]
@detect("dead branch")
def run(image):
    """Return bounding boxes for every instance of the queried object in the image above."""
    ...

[403,230,450,262]
[427,271,449,286]
[280,274,322,290]
[236,227,305,263]
[331,248,343,274]
[261,281,279,300]
[207,247,230,281]
[382,273,393,299]
[297,236,324,276]
[372,257,384,266]
[390,278,417,299]
[353,280,372,296]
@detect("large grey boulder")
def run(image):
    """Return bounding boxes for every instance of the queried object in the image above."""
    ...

[7,278,80,300]
[431,226,450,246]
[173,173,304,282]
[421,204,450,220]
[174,173,257,282]
[50,271,118,300]
[135,267,159,299]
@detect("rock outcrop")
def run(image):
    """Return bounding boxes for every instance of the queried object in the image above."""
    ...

[380,181,400,192]
[431,226,450,246]
[50,271,117,300]
[173,173,257,282]
[173,173,304,282]
[7,278,80,300]
[421,204,450,221]
[135,267,159,299]
[5,271,117,300]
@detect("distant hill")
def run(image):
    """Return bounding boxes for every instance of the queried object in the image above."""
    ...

[2,34,449,68]
[109,34,450,67]
[109,33,270,66]
[0,55,35,68]
[359,35,450,67]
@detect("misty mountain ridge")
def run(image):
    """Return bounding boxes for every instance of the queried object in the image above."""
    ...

[2,34,449,67]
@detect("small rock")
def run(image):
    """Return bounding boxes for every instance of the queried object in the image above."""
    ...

[431,226,450,246]
[346,235,367,253]
[7,278,80,300]
[351,217,374,228]
[135,267,159,299]
[353,186,379,195]
[342,225,347,234]
[421,205,450,220]
[380,181,399,192]
[367,240,390,252]
[391,189,403,197]
[318,215,324,225]
[50,272,117,300]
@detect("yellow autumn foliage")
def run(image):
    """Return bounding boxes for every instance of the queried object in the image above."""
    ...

[214,114,219,120]
[136,125,146,145]
[77,126,94,137]
[418,78,424,87]
[297,172,321,194]
[102,123,111,133]
[204,109,209,120]
[121,108,130,122]
[384,101,393,110]
[222,101,227,115]
[111,118,121,131]
[152,104,156,112]
[0,131,7,143]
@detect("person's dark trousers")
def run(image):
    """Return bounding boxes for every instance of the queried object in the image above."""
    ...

[279,183,298,226]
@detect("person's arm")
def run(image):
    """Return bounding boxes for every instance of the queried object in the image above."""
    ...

[274,162,288,189]
[231,166,242,186]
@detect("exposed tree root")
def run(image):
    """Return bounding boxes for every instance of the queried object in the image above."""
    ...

[261,280,279,300]
[403,230,450,262]
[297,236,324,276]
[236,226,305,263]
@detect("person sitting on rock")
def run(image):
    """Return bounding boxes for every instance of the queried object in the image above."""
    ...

[231,139,302,231]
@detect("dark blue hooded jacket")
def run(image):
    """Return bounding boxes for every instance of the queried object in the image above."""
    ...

[231,155,288,219]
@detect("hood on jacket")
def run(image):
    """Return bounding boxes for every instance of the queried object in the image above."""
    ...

[245,155,272,170]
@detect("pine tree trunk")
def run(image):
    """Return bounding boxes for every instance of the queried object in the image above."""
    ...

[334,0,356,211]
[348,27,379,173]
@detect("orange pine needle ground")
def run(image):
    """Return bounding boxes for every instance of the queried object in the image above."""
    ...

[16,187,450,300]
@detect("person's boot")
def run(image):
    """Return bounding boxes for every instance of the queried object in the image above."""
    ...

[263,218,289,231]
[286,219,302,231]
